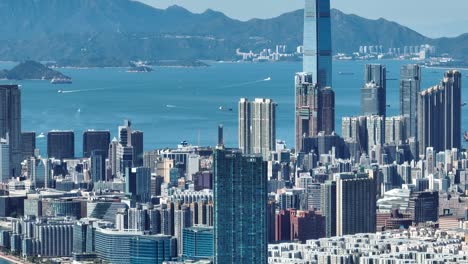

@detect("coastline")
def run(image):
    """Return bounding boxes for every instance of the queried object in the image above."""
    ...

[0,253,26,264]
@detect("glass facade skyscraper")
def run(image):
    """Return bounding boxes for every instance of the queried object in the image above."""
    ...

[296,0,334,150]
[361,64,387,117]
[303,0,332,88]
[400,65,421,140]
[213,149,267,264]
[0,85,21,177]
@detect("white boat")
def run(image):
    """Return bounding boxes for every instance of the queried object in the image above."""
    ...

[51,77,72,84]
[264,77,271,81]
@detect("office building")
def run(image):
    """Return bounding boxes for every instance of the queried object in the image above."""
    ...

[95,229,140,264]
[118,120,132,146]
[83,130,110,158]
[129,235,174,264]
[183,226,213,260]
[238,98,276,159]
[400,65,421,140]
[213,149,267,264]
[21,132,36,160]
[91,150,106,182]
[336,173,376,236]
[361,64,386,117]
[409,191,439,224]
[303,0,332,88]
[126,167,151,203]
[0,85,22,176]
[47,131,75,159]
[296,0,335,150]
[131,131,144,167]
[418,70,462,153]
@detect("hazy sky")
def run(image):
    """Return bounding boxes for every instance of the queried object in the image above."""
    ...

[137,0,468,38]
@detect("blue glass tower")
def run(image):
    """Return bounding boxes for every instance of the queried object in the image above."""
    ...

[213,149,267,264]
[303,0,332,88]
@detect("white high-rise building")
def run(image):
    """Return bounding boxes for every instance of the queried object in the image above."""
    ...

[238,98,276,160]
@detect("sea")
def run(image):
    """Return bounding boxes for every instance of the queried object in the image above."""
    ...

[0,60,467,156]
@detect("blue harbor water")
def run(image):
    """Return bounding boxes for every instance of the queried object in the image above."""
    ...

[0,258,12,264]
[1,60,467,156]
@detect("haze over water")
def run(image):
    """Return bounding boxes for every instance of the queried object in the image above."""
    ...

[1,60,467,156]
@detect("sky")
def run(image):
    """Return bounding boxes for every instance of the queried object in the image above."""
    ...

[136,0,468,38]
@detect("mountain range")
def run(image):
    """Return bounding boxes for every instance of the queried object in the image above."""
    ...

[0,0,466,66]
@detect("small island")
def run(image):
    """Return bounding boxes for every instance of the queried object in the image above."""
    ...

[0,60,71,81]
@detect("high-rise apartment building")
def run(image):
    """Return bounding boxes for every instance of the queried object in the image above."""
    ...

[47,131,75,159]
[366,115,385,154]
[238,98,276,159]
[295,73,319,152]
[0,139,9,183]
[385,116,406,144]
[336,173,376,236]
[361,64,386,117]
[341,116,368,153]
[320,180,336,237]
[400,65,421,140]
[0,85,22,176]
[417,70,462,153]
[83,130,110,158]
[213,149,267,264]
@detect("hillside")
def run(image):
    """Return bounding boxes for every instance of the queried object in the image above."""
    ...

[0,61,70,80]
[0,0,465,66]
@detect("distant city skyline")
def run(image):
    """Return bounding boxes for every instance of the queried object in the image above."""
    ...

[137,0,468,38]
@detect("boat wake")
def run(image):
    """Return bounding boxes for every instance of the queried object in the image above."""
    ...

[59,88,108,94]
[221,77,272,88]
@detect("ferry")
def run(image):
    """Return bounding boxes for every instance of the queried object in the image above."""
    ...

[50,77,72,84]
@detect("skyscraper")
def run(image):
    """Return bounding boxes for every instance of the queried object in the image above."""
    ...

[47,131,75,159]
[296,0,334,151]
[385,116,406,144]
[303,0,332,88]
[319,87,335,135]
[83,130,110,158]
[320,180,336,237]
[366,115,384,154]
[361,64,386,117]
[295,73,318,151]
[400,65,421,140]
[238,98,276,159]
[0,139,9,183]
[118,120,132,146]
[0,85,21,176]
[21,132,36,161]
[213,149,267,264]
[336,173,376,236]
[418,70,462,153]
[131,131,144,167]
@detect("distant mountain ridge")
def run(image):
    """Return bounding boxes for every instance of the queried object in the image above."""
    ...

[0,0,465,66]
